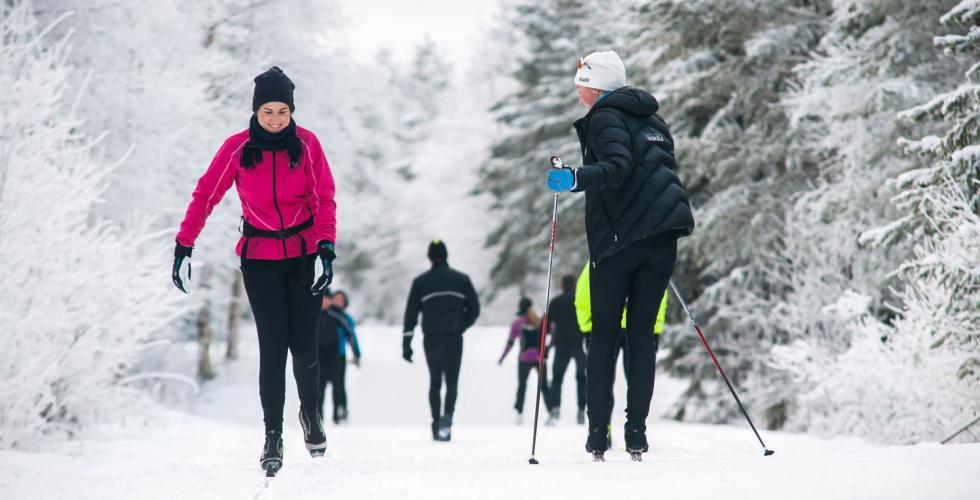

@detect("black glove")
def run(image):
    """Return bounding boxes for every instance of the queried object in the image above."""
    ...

[311,240,335,295]
[402,336,414,363]
[172,242,193,293]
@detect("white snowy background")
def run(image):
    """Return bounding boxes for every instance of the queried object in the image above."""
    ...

[0,0,978,498]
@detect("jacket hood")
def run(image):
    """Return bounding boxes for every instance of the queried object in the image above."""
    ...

[592,87,660,118]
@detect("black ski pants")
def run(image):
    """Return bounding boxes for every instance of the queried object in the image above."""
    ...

[317,352,347,421]
[515,360,551,414]
[423,334,463,423]
[550,346,586,411]
[242,256,322,432]
[595,330,629,414]
[587,235,675,430]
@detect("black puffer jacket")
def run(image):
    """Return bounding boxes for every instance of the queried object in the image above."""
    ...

[403,261,481,336]
[572,87,694,262]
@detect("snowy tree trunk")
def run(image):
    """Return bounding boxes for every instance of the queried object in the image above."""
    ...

[226,272,243,361]
[196,302,215,381]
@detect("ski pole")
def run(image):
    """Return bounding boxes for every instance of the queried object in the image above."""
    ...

[528,156,564,465]
[668,280,775,456]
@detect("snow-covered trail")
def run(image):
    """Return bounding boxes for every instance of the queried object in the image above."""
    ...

[2,326,978,500]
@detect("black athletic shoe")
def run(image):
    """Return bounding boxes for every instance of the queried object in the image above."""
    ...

[585,424,609,453]
[437,414,453,441]
[260,429,284,474]
[299,406,327,456]
[624,423,649,453]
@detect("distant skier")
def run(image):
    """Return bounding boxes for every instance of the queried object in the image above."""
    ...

[575,261,668,449]
[546,50,694,461]
[545,274,587,426]
[171,67,336,475]
[318,290,361,424]
[402,240,481,442]
[498,298,555,424]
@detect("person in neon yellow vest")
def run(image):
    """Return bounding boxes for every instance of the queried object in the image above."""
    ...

[575,263,667,335]
[574,262,667,449]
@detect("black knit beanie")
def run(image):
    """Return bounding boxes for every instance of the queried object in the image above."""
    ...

[252,66,295,112]
[428,239,448,261]
[517,297,532,316]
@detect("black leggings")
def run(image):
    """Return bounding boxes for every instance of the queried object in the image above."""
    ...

[317,353,347,421]
[516,360,551,414]
[241,256,322,432]
[423,335,463,423]
[551,346,587,411]
[587,236,675,429]
[599,331,628,414]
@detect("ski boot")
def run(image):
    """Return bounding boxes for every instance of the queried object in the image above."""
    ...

[437,414,453,442]
[431,420,441,441]
[624,423,649,462]
[546,408,559,426]
[260,429,284,477]
[299,406,327,457]
[576,408,586,425]
[585,424,609,462]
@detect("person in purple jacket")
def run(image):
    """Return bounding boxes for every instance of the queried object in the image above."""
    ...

[498,298,555,423]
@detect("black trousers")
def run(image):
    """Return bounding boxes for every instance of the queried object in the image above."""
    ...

[241,256,322,432]
[603,330,629,414]
[317,352,347,420]
[515,360,551,413]
[587,236,675,429]
[550,346,586,411]
[423,335,463,423]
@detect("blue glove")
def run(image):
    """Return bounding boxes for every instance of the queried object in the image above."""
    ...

[311,241,335,295]
[547,168,576,192]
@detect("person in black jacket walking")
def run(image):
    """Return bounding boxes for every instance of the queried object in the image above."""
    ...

[403,240,481,442]
[546,50,694,460]
[546,274,587,426]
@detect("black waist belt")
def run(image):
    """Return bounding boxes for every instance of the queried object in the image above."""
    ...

[240,216,314,269]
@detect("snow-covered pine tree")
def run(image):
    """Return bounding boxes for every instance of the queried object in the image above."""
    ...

[0,1,184,448]
[623,0,827,426]
[32,0,249,383]
[334,43,455,321]
[479,0,628,297]
[833,0,978,442]
[764,0,968,438]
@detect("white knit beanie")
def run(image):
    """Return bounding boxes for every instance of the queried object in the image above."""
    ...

[574,50,626,91]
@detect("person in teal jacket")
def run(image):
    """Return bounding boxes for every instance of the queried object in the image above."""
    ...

[318,290,361,424]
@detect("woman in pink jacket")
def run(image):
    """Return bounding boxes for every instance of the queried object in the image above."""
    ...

[498,297,554,423]
[171,67,336,477]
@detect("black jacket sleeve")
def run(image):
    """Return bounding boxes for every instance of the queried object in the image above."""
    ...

[403,278,421,334]
[461,276,481,331]
[575,109,634,191]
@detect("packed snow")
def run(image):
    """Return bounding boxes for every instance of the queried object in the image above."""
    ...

[2,326,977,500]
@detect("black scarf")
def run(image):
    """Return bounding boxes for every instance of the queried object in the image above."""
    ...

[240,114,303,169]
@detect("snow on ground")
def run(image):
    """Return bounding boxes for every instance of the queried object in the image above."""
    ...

[2,325,978,500]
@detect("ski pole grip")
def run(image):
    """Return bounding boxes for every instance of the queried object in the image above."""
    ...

[550,156,563,169]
